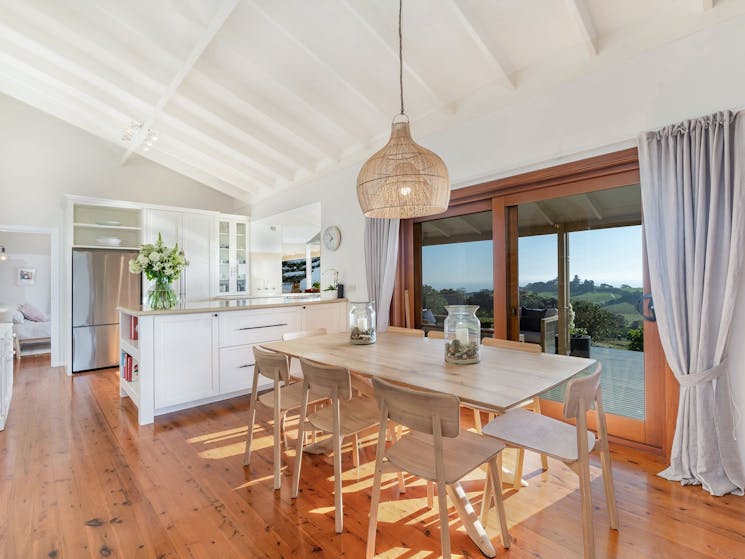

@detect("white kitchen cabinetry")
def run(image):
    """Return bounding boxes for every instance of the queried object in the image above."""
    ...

[153,313,218,408]
[300,302,347,332]
[218,307,301,393]
[0,325,13,430]
[119,300,346,425]
[145,209,215,302]
[217,215,249,295]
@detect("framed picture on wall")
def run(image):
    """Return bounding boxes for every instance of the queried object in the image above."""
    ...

[17,268,36,286]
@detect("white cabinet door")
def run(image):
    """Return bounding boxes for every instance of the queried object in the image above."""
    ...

[181,212,214,302]
[219,308,301,348]
[219,344,273,394]
[154,313,218,408]
[146,209,180,247]
[217,216,249,295]
[302,302,346,333]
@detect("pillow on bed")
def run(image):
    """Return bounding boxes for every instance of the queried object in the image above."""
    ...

[12,310,25,324]
[19,303,48,322]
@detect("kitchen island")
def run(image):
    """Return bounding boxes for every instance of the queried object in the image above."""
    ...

[118,297,347,425]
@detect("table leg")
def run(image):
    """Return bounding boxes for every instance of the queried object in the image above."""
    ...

[445,482,496,558]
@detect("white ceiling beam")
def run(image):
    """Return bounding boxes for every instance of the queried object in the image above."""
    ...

[427,222,451,238]
[450,0,516,88]
[190,66,339,161]
[121,0,239,163]
[145,148,254,203]
[582,194,603,221]
[156,112,283,185]
[565,0,598,56]
[701,0,716,10]
[534,202,555,226]
[457,216,482,235]
[340,0,446,106]
[247,0,390,118]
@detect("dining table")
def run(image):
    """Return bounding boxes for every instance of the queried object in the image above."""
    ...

[261,331,596,557]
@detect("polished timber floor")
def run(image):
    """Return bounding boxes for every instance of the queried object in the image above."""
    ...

[1,356,743,558]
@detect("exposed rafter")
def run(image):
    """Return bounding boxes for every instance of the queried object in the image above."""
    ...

[456,216,483,235]
[582,194,603,221]
[121,0,239,163]
[340,0,446,106]
[702,0,716,10]
[565,0,598,56]
[450,0,516,88]
[246,0,390,118]
[534,202,556,227]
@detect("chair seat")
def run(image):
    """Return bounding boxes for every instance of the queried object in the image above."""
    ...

[307,396,379,436]
[482,407,596,462]
[386,430,505,484]
[258,381,326,411]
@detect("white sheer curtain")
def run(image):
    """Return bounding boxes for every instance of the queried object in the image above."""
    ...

[364,218,400,332]
[638,110,745,496]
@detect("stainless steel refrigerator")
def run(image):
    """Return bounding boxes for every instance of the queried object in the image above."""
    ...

[72,249,141,372]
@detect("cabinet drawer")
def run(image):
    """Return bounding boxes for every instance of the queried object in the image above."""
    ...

[219,308,300,347]
[219,344,273,394]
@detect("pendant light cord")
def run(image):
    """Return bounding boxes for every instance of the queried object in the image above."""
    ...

[399,0,404,115]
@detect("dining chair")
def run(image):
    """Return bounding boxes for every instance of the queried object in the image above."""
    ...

[481,337,549,487]
[291,358,380,533]
[481,366,618,559]
[367,377,511,559]
[386,326,425,337]
[244,346,324,490]
[427,330,444,339]
[282,328,327,377]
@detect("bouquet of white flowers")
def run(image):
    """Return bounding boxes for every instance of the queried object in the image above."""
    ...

[129,233,189,309]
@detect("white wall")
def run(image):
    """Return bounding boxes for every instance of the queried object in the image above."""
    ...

[0,93,238,230]
[250,15,745,462]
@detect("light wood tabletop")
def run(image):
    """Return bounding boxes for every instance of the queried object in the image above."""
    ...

[261,331,597,558]
[261,331,596,413]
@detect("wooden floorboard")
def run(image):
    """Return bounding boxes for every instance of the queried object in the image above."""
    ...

[1,355,743,558]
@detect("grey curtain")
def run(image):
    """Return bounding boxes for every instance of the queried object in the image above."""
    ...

[364,218,400,332]
[638,110,745,496]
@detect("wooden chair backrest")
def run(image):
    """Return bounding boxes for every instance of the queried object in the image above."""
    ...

[299,358,352,400]
[253,346,290,383]
[427,330,444,339]
[372,377,460,438]
[563,366,602,419]
[282,328,327,341]
[482,337,541,353]
[386,326,425,337]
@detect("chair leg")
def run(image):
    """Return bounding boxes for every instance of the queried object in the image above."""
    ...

[480,468,493,527]
[334,434,344,533]
[291,397,309,499]
[512,449,525,490]
[281,411,289,449]
[599,439,619,530]
[436,481,451,559]
[577,454,596,559]
[366,420,389,559]
[352,432,360,480]
[243,398,258,466]
[273,391,282,490]
[473,409,482,433]
[389,422,406,494]
[487,458,511,549]
[427,481,434,509]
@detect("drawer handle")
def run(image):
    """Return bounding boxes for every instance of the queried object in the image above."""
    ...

[236,323,288,331]
[238,363,254,368]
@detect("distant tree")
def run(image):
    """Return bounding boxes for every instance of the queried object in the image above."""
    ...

[627,327,644,351]
[422,285,448,316]
[519,290,557,309]
[572,300,625,340]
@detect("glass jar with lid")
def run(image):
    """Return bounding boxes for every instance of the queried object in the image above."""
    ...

[443,305,480,364]
[349,301,376,344]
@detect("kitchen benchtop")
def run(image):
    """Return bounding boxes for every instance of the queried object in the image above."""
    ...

[118,297,347,317]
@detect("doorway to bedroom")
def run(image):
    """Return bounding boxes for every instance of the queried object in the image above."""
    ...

[0,228,56,362]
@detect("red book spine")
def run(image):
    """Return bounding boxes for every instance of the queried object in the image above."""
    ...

[130,317,139,341]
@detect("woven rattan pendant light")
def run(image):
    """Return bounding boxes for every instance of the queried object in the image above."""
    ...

[356,0,450,219]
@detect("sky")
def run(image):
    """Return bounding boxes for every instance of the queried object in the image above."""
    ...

[422,225,643,291]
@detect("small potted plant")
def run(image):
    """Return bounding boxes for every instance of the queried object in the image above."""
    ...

[569,326,591,358]
[321,268,339,300]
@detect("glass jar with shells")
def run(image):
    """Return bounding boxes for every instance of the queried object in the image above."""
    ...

[443,305,480,364]
[349,301,376,345]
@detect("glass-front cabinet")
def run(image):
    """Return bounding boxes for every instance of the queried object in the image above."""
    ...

[217,216,249,295]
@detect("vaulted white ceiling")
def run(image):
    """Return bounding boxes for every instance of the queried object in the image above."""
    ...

[0,0,742,204]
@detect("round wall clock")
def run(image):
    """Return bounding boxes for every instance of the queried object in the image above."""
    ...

[323,225,342,251]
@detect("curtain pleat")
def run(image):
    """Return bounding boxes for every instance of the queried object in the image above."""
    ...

[364,218,400,332]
